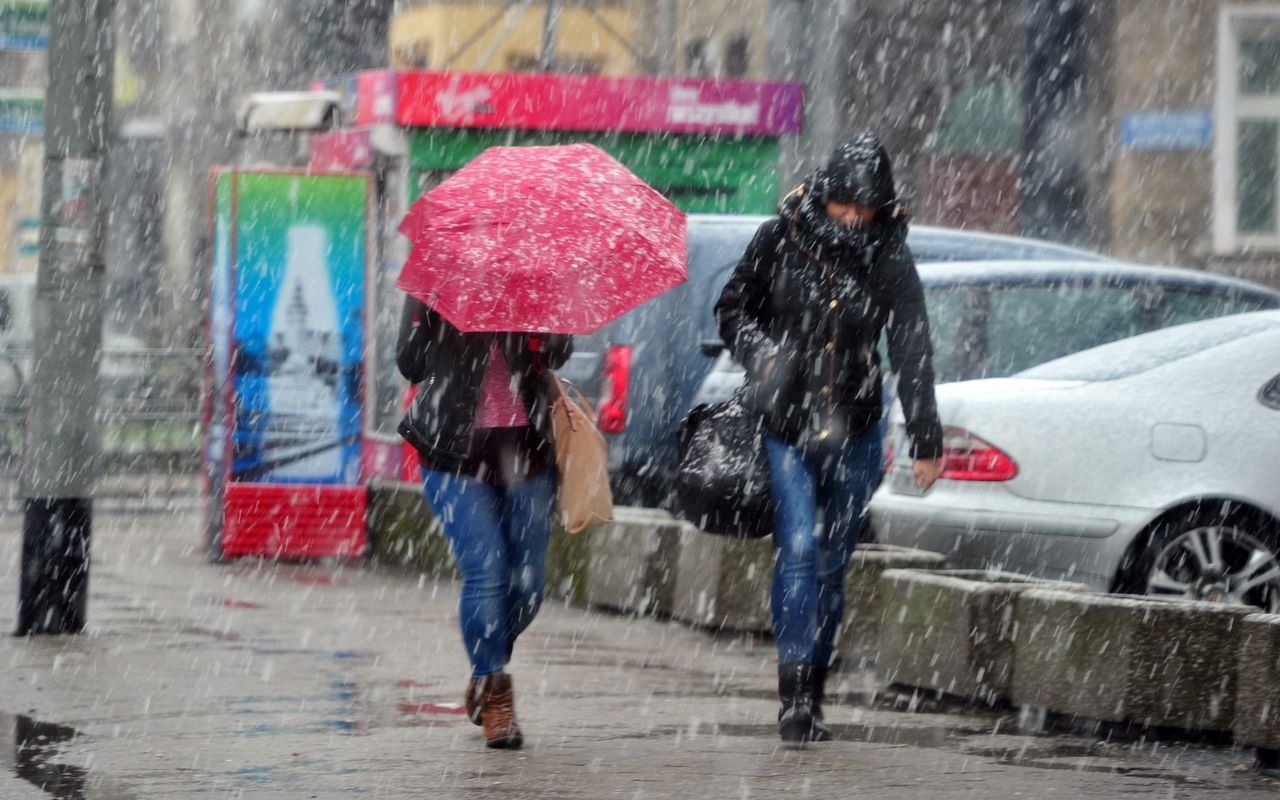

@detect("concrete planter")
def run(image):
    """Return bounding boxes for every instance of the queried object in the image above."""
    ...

[671,531,774,632]
[582,508,683,616]
[672,537,950,639]
[1012,590,1254,732]
[365,478,588,600]
[876,569,1088,703]
[1234,613,1280,767]
[364,478,454,577]
[838,544,949,667]
[545,521,594,604]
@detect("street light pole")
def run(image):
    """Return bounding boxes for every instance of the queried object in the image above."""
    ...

[16,0,114,636]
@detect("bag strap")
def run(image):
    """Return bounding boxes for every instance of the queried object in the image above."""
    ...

[547,372,598,429]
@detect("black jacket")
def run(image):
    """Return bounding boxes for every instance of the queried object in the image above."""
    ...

[714,185,944,459]
[395,296,574,472]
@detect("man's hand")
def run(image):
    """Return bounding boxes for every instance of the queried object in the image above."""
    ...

[913,458,941,493]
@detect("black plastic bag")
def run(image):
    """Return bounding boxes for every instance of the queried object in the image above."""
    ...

[674,391,774,538]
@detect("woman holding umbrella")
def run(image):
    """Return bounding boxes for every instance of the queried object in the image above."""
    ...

[396,300,571,750]
[715,132,944,745]
[395,144,687,750]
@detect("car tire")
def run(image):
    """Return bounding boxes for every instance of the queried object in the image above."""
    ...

[1116,506,1280,612]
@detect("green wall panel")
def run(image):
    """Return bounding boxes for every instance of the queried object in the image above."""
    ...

[407,129,781,215]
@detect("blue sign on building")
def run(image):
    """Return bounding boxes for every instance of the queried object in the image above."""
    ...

[1119,111,1213,151]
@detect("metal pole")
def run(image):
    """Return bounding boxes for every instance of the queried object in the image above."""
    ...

[539,0,561,71]
[17,0,114,636]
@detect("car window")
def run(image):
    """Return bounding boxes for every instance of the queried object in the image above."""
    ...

[1161,286,1278,328]
[923,286,987,382]
[985,283,1142,376]
[1019,315,1278,381]
[689,224,759,340]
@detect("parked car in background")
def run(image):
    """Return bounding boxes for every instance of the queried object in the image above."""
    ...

[558,213,1114,508]
[692,258,1280,409]
[871,311,1280,610]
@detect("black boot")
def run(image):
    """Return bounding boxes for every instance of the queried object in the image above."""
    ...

[810,666,833,742]
[778,661,818,746]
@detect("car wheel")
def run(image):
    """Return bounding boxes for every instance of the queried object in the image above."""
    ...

[1124,508,1280,612]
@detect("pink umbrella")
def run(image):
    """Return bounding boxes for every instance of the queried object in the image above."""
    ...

[396,143,687,334]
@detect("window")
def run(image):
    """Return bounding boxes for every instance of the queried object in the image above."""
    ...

[1159,286,1278,328]
[725,35,750,78]
[1020,316,1278,382]
[923,286,988,382]
[685,38,713,78]
[1217,8,1280,249]
[985,283,1142,376]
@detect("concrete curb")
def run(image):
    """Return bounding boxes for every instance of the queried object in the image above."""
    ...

[838,545,949,667]
[876,569,1089,704]
[670,536,952,640]
[583,508,682,615]
[671,531,773,632]
[364,478,454,577]
[1235,612,1280,766]
[1012,589,1254,732]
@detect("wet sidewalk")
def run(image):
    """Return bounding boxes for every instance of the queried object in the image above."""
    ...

[1,511,1278,799]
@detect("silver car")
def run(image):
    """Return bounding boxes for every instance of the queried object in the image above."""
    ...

[870,311,1280,611]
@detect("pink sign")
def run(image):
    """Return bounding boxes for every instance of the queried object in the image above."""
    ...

[393,71,803,136]
[310,129,375,170]
[319,70,400,127]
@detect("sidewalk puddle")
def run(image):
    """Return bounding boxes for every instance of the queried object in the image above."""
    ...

[0,712,132,799]
[7,713,87,798]
[713,717,1264,782]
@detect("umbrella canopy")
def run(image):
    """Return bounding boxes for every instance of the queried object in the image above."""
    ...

[396,143,687,334]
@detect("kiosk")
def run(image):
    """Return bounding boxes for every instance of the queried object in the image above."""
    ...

[205,70,803,560]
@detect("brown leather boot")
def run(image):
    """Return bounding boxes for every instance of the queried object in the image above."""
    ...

[477,672,523,749]
[464,677,483,726]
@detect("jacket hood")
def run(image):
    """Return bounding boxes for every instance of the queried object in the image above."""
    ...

[817,132,898,208]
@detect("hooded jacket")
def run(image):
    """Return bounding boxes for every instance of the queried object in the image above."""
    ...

[396,296,574,474]
[714,135,944,458]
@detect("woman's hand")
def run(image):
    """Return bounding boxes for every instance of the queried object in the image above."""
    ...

[912,458,941,493]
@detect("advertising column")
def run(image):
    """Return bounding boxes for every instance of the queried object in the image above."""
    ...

[206,169,371,560]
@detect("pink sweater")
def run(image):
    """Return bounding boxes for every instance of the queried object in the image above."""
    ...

[475,343,530,429]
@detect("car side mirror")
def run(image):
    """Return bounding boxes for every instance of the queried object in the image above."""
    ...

[700,338,725,357]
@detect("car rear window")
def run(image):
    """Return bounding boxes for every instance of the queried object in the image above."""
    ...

[1017,315,1279,381]
[985,283,1143,375]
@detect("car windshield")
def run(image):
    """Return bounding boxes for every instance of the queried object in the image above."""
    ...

[1016,315,1279,381]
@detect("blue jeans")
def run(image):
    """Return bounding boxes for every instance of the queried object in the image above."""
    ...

[766,426,884,667]
[421,468,556,677]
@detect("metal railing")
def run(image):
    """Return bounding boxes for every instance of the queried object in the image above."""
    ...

[0,347,205,513]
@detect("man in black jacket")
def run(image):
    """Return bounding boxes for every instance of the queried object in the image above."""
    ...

[715,132,944,745]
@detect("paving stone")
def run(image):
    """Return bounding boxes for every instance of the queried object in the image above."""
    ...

[1013,589,1254,732]
[877,569,1089,703]
[1234,612,1280,759]
[583,507,682,615]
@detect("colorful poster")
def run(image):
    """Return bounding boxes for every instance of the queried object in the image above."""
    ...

[225,172,368,485]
